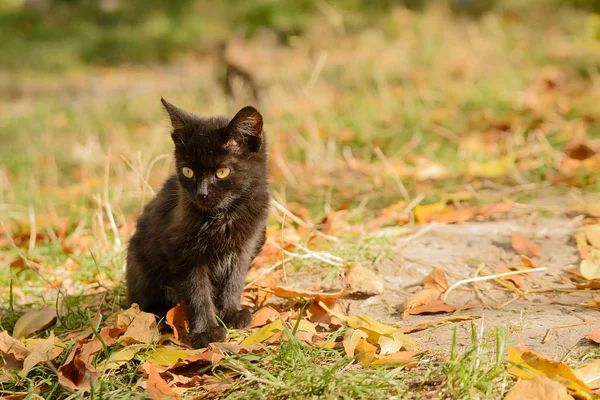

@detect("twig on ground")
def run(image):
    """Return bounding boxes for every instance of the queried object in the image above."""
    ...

[542,320,600,344]
[442,267,547,303]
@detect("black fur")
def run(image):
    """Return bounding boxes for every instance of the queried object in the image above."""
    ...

[126,98,269,348]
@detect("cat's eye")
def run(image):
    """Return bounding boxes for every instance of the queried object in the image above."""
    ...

[182,167,194,178]
[215,167,231,179]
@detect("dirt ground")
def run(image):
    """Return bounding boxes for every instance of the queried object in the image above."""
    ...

[345,212,600,359]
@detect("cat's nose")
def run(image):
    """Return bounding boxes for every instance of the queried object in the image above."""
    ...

[197,180,209,199]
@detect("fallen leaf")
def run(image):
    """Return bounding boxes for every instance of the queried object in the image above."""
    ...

[423,268,448,292]
[12,308,57,339]
[119,311,159,345]
[423,202,512,223]
[511,232,542,258]
[586,328,600,344]
[580,250,600,280]
[355,338,377,366]
[0,331,30,369]
[504,376,574,400]
[270,287,350,300]
[414,202,446,224]
[399,315,481,333]
[249,307,280,329]
[144,362,181,400]
[561,275,600,289]
[495,266,526,288]
[402,289,442,319]
[147,347,191,368]
[507,346,592,396]
[370,350,424,367]
[241,319,284,345]
[377,332,411,355]
[574,359,600,390]
[402,299,469,319]
[99,346,143,371]
[343,329,368,358]
[57,340,101,392]
[345,264,385,296]
[165,305,188,340]
[19,335,63,377]
[116,303,141,329]
[584,225,600,248]
[307,298,345,328]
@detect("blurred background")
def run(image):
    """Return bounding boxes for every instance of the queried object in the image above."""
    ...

[1,0,600,288]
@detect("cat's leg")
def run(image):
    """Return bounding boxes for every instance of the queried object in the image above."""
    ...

[126,252,173,316]
[178,266,227,348]
[218,255,252,329]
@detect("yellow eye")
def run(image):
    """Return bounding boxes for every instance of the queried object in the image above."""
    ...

[182,167,194,178]
[216,167,231,179]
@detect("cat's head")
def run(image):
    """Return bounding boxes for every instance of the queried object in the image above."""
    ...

[161,98,267,212]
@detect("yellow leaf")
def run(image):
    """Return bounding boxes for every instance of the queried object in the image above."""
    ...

[584,225,600,248]
[146,347,189,367]
[370,350,423,366]
[19,335,63,377]
[414,202,446,224]
[241,319,284,345]
[355,338,377,366]
[378,331,418,355]
[580,250,600,280]
[507,346,592,397]
[13,308,57,339]
[466,157,509,178]
[342,329,368,358]
[116,304,141,329]
[99,345,144,371]
[345,315,397,336]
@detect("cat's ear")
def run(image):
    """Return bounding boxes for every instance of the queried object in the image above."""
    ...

[225,106,263,152]
[161,97,196,131]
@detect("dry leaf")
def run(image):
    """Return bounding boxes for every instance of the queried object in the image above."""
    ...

[402,299,472,319]
[414,202,446,224]
[147,347,192,368]
[495,266,526,288]
[0,331,30,370]
[507,346,592,396]
[249,307,280,329]
[504,376,574,400]
[307,298,345,328]
[270,286,349,300]
[165,305,188,340]
[19,335,63,377]
[580,250,600,281]
[240,319,284,345]
[119,311,159,345]
[399,315,481,333]
[144,362,181,400]
[423,268,448,292]
[402,290,442,319]
[116,304,141,329]
[355,338,377,366]
[57,340,101,392]
[345,264,385,296]
[370,350,422,367]
[343,329,368,358]
[12,308,57,339]
[584,225,600,248]
[99,346,143,371]
[511,232,542,258]
[574,359,600,390]
[586,328,600,344]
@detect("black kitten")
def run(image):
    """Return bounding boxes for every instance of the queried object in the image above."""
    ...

[126,98,270,348]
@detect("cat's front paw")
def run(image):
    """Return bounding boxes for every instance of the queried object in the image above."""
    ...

[223,308,253,329]
[188,326,227,348]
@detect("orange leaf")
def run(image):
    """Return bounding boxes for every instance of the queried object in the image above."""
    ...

[371,350,424,366]
[270,286,349,300]
[402,300,474,319]
[587,328,600,344]
[165,305,188,340]
[402,289,441,319]
[511,232,542,258]
[495,266,526,289]
[144,362,181,400]
[345,264,385,295]
[504,376,574,400]
[306,298,345,328]
[423,268,448,292]
[249,307,280,329]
